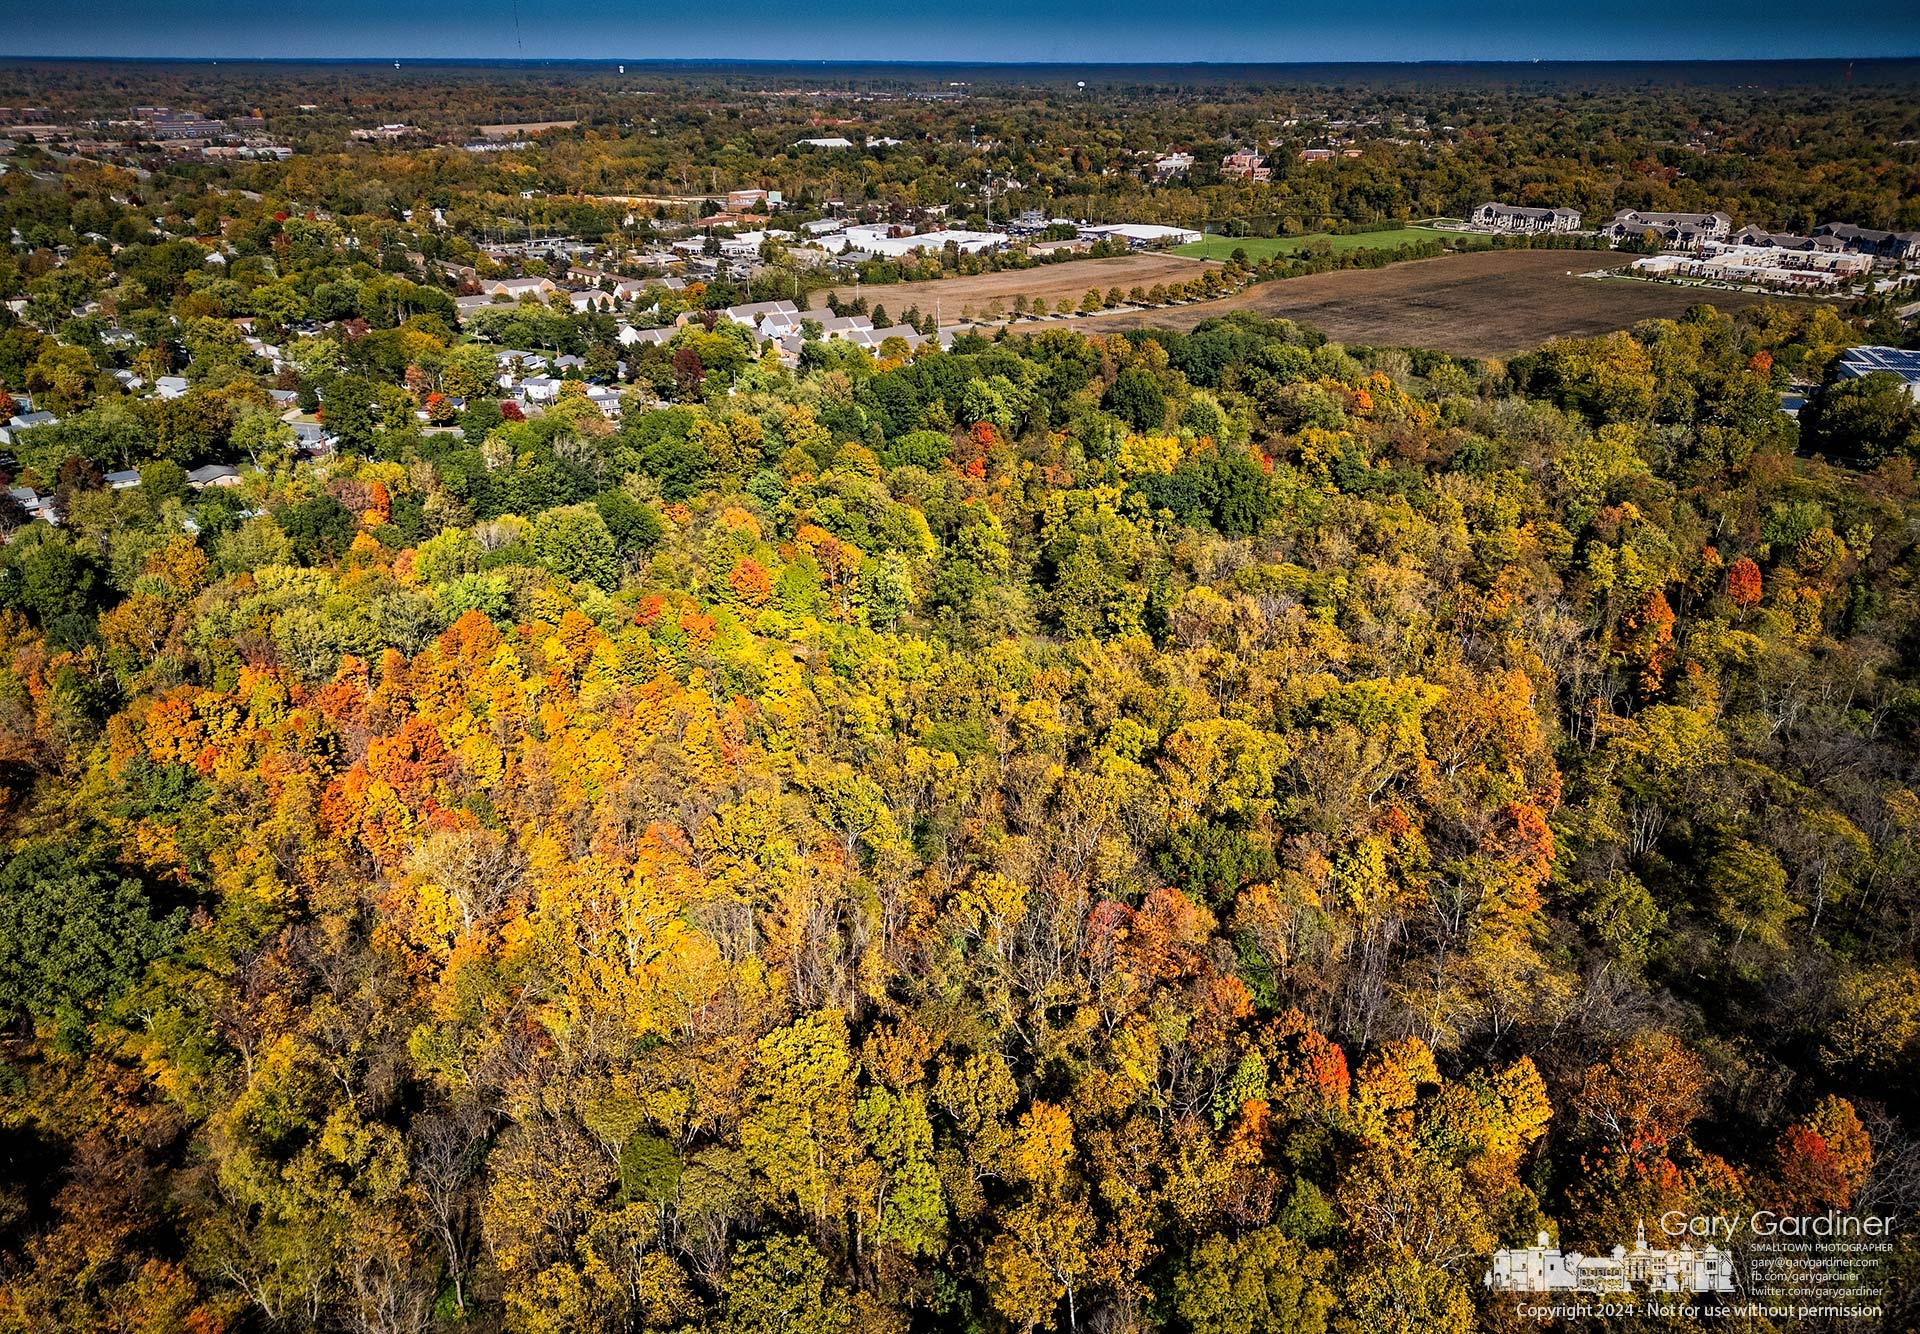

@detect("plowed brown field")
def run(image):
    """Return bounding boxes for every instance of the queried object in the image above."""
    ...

[1048,250,1811,356]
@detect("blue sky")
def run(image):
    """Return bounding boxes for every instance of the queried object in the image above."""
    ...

[5,0,1916,61]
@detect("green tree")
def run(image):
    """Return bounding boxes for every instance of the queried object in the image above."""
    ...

[274,493,359,565]
[856,551,914,629]
[0,527,101,639]
[1803,372,1920,463]
[141,392,232,464]
[1706,839,1801,962]
[1105,367,1167,430]
[140,459,189,503]
[592,489,664,557]
[25,342,98,414]
[530,504,618,590]
[739,1012,865,1228]
[443,343,503,401]
[0,841,183,1042]
[320,375,381,453]
[231,406,298,468]
[215,515,297,574]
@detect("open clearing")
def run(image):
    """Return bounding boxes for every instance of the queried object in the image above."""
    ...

[1173,227,1446,261]
[822,252,1214,319]
[1048,250,1809,356]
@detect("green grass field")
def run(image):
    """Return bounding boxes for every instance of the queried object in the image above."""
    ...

[1173,226,1447,261]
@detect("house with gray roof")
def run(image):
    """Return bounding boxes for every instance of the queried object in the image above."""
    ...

[1730,225,1844,253]
[1472,203,1582,234]
[1606,210,1732,248]
[186,463,241,489]
[7,486,57,525]
[1814,223,1920,262]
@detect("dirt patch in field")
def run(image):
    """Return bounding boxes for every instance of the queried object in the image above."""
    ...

[820,253,1216,319]
[1045,250,1811,357]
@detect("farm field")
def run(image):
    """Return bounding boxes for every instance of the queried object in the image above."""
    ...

[821,251,1215,319]
[1053,249,1808,356]
[1172,226,1447,260]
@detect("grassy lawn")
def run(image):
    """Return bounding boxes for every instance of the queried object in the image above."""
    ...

[1173,226,1446,261]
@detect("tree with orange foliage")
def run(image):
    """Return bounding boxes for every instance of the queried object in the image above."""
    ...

[1353,1037,1441,1141]
[1573,1032,1708,1159]
[1772,1095,1872,1210]
[1621,589,1677,696]
[1727,556,1763,611]
[362,480,392,528]
[727,557,774,607]
[1264,1009,1351,1118]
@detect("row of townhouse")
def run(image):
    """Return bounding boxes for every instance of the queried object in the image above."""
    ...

[1605,210,1733,247]
[1357,201,1918,262]
[1807,222,1920,262]
[1728,223,1920,261]
[1611,212,1918,259]
[1470,203,1583,233]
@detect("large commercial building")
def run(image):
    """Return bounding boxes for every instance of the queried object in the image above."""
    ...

[838,224,1009,257]
[1632,243,1872,290]
[1078,223,1203,248]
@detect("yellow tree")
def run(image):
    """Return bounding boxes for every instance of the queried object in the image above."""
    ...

[739,1011,871,1241]
[985,1102,1098,1333]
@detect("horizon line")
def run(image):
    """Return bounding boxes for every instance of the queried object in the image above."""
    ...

[4,54,1920,67]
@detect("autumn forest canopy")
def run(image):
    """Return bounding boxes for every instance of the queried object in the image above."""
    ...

[3,58,1920,1334]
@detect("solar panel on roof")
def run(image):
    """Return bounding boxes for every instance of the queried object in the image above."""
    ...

[1837,346,1920,381]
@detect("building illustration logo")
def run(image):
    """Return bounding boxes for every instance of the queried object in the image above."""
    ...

[1484,1219,1737,1294]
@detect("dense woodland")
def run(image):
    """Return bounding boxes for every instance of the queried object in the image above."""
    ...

[2,60,1919,245]
[4,62,1920,1334]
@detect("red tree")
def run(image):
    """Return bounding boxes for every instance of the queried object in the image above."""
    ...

[671,348,706,399]
[1727,557,1763,611]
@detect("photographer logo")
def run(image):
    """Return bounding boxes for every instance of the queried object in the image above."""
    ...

[1484,1219,1736,1295]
